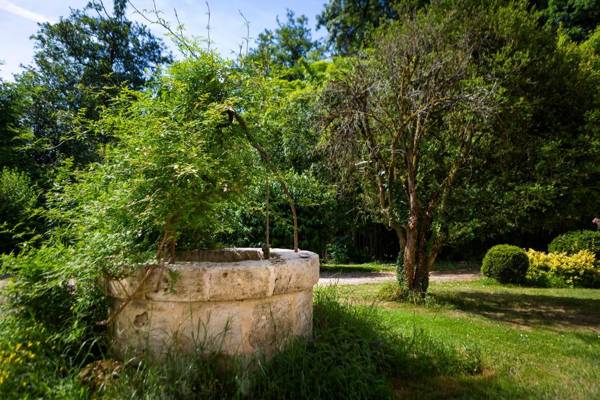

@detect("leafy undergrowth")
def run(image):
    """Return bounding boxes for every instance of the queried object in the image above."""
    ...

[0,287,482,400]
[344,280,600,399]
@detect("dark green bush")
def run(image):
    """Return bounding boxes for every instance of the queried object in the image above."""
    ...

[325,238,351,264]
[481,245,529,284]
[548,230,600,259]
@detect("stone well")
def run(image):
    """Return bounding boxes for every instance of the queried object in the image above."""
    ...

[107,248,319,359]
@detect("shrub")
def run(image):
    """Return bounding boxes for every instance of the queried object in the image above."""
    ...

[0,314,90,399]
[526,249,599,288]
[481,245,529,284]
[325,239,350,264]
[0,168,39,254]
[548,230,600,259]
[377,281,409,302]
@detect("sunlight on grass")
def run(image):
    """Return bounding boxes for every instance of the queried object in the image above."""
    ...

[343,279,600,399]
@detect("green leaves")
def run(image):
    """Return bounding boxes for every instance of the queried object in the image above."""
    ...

[30,53,254,274]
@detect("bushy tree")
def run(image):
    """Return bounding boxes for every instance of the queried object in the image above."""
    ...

[540,0,600,41]
[317,0,429,54]
[321,7,500,293]
[250,9,323,70]
[48,53,253,273]
[17,0,171,168]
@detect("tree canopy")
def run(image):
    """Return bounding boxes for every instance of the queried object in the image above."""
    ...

[0,0,599,293]
[18,0,171,168]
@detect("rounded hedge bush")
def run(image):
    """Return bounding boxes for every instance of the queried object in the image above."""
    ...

[548,230,600,258]
[481,245,529,284]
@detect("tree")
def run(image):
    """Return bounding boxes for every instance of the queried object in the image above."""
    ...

[317,0,428,54]
[37,53,256,296]
[17,0,171,168]
[447,1,600,252]
[0,77,32,172]
[540,0,600,41]
[222,61,335,253]
[321,9,499,294]
[250,9,322,70]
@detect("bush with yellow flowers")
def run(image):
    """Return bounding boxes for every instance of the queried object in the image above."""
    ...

[526,249,600,288]
[0,341,38,392]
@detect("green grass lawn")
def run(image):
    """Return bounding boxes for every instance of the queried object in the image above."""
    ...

[342,279,600,399]
[320,262,395,273]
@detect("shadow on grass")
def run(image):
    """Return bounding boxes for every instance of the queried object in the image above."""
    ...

[394,370,536,400]
[432,290,600,331]
[103,287,488,400]
[431,260,480,272]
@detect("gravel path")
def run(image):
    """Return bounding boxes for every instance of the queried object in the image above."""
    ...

[318,269,480,286]
[0,271,480,302]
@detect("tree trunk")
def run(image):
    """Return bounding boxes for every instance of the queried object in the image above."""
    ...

[403,228,417,290]
[399,225,437,295]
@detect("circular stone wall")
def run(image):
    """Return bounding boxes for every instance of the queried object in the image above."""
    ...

[106,248,319,359]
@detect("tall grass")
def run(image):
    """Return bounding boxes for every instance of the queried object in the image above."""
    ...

[102,287,481,400]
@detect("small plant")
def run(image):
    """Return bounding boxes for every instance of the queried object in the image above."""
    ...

[377,281,409,302]
[526,248,599,288]
[325,239,350,264]
[548,230,600,259]
[481,244,529,284]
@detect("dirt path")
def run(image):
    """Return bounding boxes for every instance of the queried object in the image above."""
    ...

[318,269,480,286]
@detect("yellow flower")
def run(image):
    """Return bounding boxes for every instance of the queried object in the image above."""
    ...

[527,249,598,286]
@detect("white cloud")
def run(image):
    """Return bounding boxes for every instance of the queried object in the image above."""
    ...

[0,0,54,23]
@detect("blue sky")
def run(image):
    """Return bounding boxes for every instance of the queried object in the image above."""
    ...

[0,0,327,80]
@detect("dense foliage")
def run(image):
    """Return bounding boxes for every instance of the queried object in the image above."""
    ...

[541,0,600,41]
[17,0,171,169]
[0,0,599,396]
[0,169,39,254]
[548,230,600,258]
[1,0,599,264]
[481,245,530,284]
[250,9,323,69]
